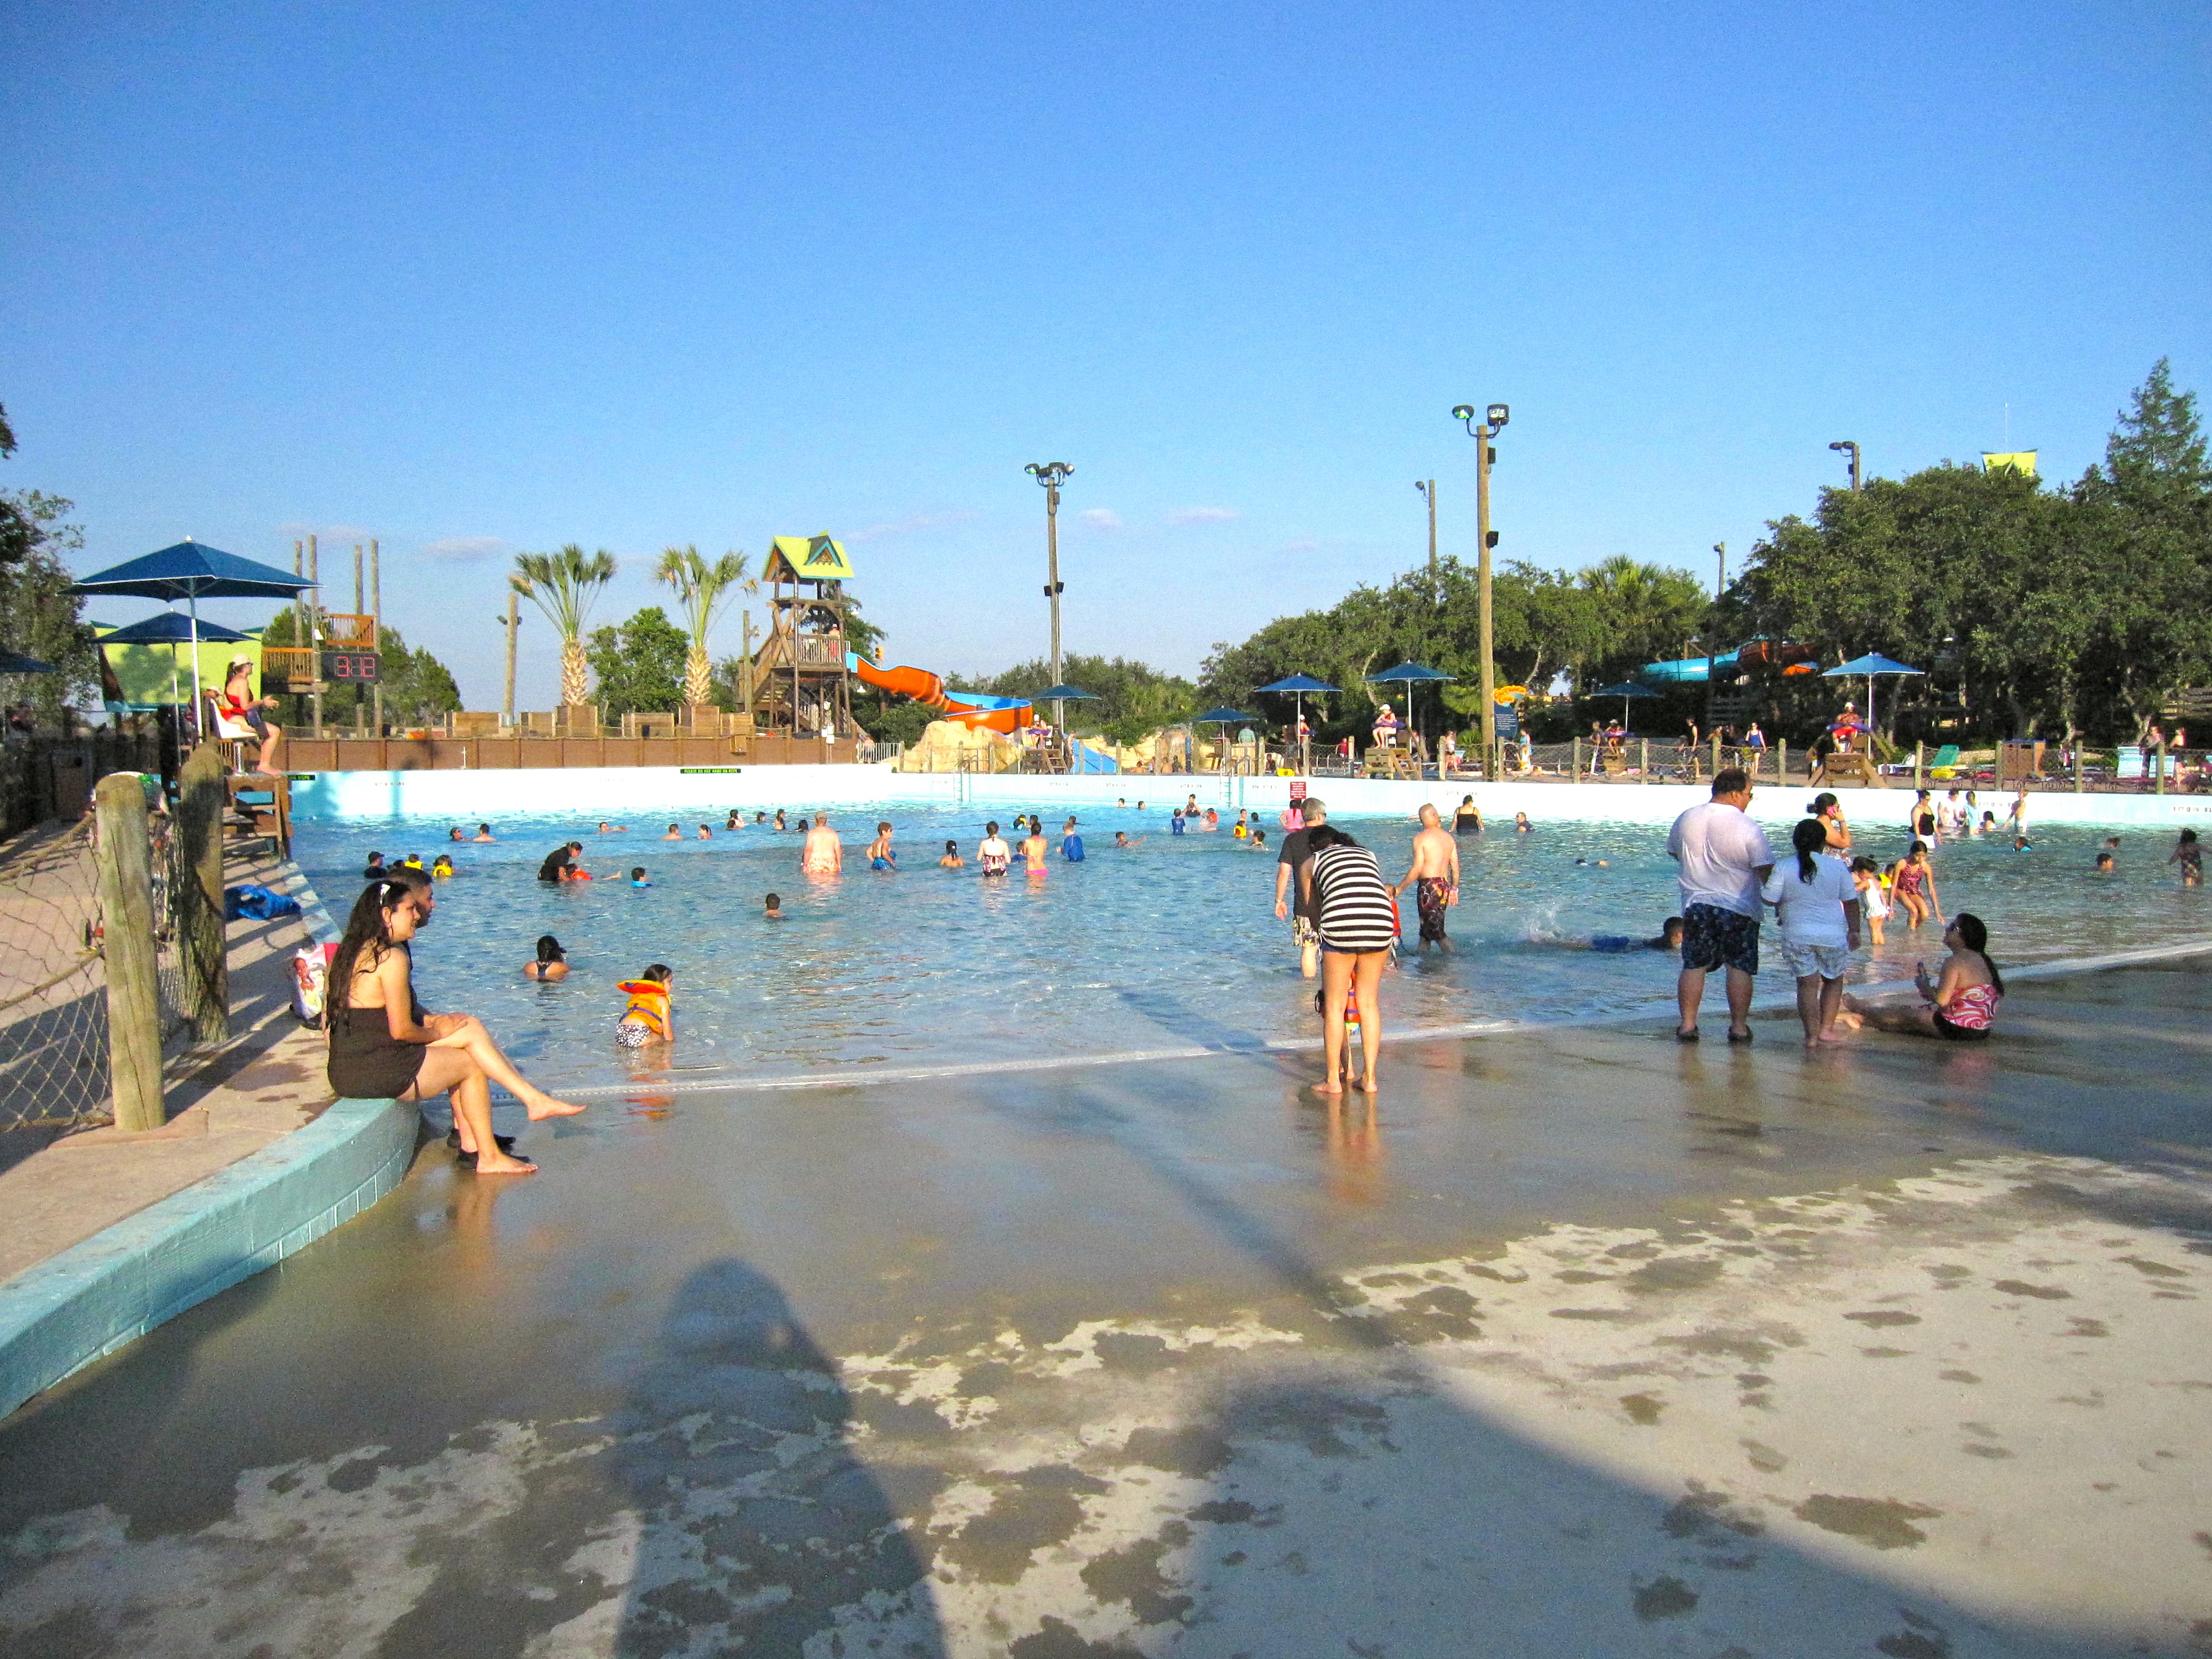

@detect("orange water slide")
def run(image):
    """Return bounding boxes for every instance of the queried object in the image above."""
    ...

[849,655,1031,733]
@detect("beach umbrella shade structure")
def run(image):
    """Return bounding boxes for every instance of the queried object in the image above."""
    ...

[1193,706,1254,774]
[0,650,56,674]
[1820,653,1924,739]
[1253,674,1339,768]
[1027,682,1098,740]
[69,540,313,716]
[1588,681,1663,728]
[96,613,253,742]
[1364,661,1455,752]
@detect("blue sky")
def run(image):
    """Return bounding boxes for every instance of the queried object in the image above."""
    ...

[4,1,2205,708]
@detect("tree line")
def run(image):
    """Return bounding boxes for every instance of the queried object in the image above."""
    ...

[1199,362,2211,748]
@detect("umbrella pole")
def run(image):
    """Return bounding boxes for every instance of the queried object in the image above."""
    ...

[187,594,205,743]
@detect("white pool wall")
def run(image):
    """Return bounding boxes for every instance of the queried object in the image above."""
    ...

[291,764,2212,830]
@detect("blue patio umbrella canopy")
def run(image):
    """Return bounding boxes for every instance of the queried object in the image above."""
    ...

[1253,674,1339,759]
[1588,681,1663,727]
[1029,684,1099,702]
[1194,706,1253,724]
[70,540,312,713]
[97,612,252,646]
[1821,653,1923,735]
[0,650,56,674]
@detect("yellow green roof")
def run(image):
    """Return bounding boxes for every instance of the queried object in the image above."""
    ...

[765,534,853,583]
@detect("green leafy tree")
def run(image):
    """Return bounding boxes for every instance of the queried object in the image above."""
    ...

[655,544,751,707]
[585,606,688,718]
[0,403,96,718]
[512,545,618,706]
[962,654,1197,744]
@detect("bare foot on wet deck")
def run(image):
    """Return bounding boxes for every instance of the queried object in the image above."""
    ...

[525,1096,587,1119]
[471,1149,538,1175]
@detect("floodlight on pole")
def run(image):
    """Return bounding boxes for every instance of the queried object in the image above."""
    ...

[1828,440,1862,490]
[1453,403,1507,773]
[1024,461,1074,730]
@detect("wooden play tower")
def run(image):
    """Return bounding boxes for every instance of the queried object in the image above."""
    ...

[747,534,855,738]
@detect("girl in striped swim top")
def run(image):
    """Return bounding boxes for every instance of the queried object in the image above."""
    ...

[615,964,674,1048]
[1297,825,1396,1094]
[1840,912,2003,1042]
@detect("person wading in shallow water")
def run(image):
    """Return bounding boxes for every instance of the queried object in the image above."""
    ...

[1667,768,1775,1044]
[1392,803,1460,951]
[800,813,842,874]
[1272,797,1329,979]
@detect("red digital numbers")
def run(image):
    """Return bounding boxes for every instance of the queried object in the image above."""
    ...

[321,652,381,684]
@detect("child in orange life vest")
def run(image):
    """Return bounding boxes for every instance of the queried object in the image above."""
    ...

[615,964,674,1048]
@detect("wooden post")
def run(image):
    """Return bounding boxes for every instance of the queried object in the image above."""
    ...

[1711,730,1721,779]
[1571,735,1582,782]
[307,534,323,737]
[1777,739,1788,785]
[176,742,228,1042]
[2156,738,2167,796]
[371,538,384,735]
[2073,738,2084,794]
[92,773,165,1131]
[1914,740,1923,791]
[1639,737,1650,782]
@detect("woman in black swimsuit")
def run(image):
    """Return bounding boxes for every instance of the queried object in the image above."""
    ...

[327,881,583,1175]
[1452,795,1482,834]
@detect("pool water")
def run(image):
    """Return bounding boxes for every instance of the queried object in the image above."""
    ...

[298,804,2209,1094]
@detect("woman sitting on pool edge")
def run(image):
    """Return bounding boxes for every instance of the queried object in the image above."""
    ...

[327,881,583,1175]
[1838,913,2002,1042]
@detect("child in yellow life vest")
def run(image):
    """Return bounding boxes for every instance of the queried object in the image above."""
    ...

[615,964,674,1049]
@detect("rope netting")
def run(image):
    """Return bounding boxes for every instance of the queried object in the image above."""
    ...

[0,815,191,1132]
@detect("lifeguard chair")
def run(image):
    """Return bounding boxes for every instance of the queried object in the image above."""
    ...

[747,534,855,740]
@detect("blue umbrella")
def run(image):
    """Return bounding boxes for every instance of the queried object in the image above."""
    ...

[1821,653,1923,736]
[1254,674,1339,764]
[70,540,312,714]
[1589,680,1662,727]
[0,649,55,674]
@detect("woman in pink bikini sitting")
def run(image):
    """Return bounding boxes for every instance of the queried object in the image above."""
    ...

[1840,912,2002,1042]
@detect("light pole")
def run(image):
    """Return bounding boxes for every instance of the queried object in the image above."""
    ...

[1708,542,1726,733]
[498,588,523,727]
[1025,461,1073,729]
[1452,403,1509,774]
[1414,478,1438,599]
[1829,440,1861,491]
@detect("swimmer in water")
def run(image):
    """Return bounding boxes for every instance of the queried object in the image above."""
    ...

[2171,828,2203,886]
[940,839,964,868]
[1233,810,1249,839]
[1250,827,1267,850]
[697,825,712,839]
[473,823,496,842]
[868,821,897,870]
[773,809,787,831]
[764,892,783,920]
[448,826,466,842]
[523,935,569,980]
[1548,917,1684,952]
[431,854,455,879]
[1515,812,1532,833]
[630,866,650,888]
[1113,831,1144,848]
[800,813,842,874]
[979,822,1011,875]
[2094,851,2115,873]
[599,821,627,833]
[1021,821,1050,874]
[1061,816,1084,862]
[614,964,673,1050]
[661,823,683,841]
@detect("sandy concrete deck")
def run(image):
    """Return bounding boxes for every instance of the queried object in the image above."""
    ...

[0,860,330,1286]
[0,956,2206,1656]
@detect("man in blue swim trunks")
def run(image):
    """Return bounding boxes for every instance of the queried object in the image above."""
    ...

[1666,770,1773,1042]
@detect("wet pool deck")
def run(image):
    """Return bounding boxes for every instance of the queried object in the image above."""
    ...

[1,957,2208,1656]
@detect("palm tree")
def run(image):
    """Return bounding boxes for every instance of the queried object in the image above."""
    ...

[511,545,618,707]
[654,544,752,708]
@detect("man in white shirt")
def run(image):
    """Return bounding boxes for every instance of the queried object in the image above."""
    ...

[1666,768,1775,1042]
